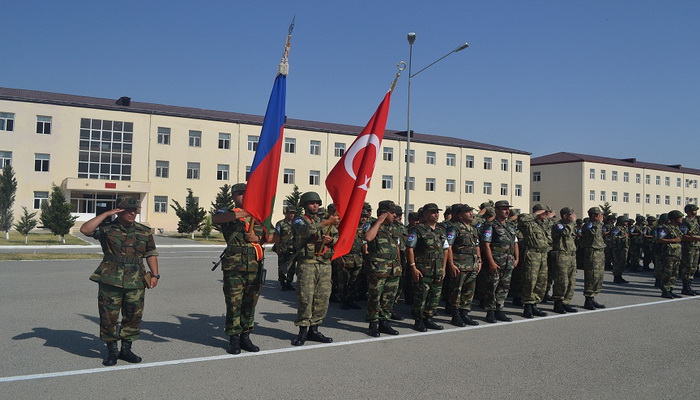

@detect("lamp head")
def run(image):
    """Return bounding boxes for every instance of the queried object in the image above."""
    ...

[455,43,469,52]
[407,32,416,44]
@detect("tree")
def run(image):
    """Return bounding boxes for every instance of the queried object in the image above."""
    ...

[40,184,78,244]
[0,164,18,240]
[170,188,206,239]
[284,184,301,210]
[14,207,38,244]
[599,201,613,218]
[200,214,213,239]
[210,184,233,214]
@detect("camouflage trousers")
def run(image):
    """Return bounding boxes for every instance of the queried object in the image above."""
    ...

[411,263,444,319]
[278,251,297,283]
[628,243,643,268]
[223,268,261,336]
[612,248,628,277]
[551,251,576,304]
[337,256,363,303]
[366,274,400,322]
[643,244,655,269]
[660,255,680,292]
[483,253,515,311]
[521,249,548,304]
[583,248,605,297]
[97,283,145,342]
[680,246,699,283]
[448,266,478,311]
[296,262,332,326]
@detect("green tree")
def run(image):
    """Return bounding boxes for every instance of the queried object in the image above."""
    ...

[0,164,18,240]
[40,184,78,244]
[599,201,613,218]
[210,184,233,214]
[200,214,213,239]
[171,188,206,239]
[284,184,301,210]
[14,207,38,244]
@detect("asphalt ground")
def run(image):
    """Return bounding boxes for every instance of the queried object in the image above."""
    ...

[1,248,699,399]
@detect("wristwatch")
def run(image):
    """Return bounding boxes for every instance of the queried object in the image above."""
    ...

[152,274,161,279]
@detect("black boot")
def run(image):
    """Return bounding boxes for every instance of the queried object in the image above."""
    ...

[485,311,497,323]
[583,297,596,310]
[459,309,479,326]
[103,342,119,366]
[511,296,523,307]
[681,282,697,296]
[227,335,241,354]
[423,317,444,330]
[118,340,142,363]
[661,290,674,299]
[413,318,427,332]
[494,309,512,322]
[368,322,380,337]
[378,320,399,335]
[307,325,333,343]
[562,303,578,313]
[532,305,548,317]
[523,304,534,319]
[542,293,552,303]
[591,298,606,308]
[613,275,629,284]
[553,301,567,314]
[451,310,466,327]
[292,326,308,346]
[390,312,404,321]
[240,332,260,352]
[670,290,682,299]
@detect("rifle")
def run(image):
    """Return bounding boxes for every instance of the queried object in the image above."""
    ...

[211,248,227,271]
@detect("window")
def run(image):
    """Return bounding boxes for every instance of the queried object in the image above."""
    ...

[636,174,641,184]
[483,182,492,195]
[446,153,456,167]
[533,192,541,202]
[515,160,523,172]
[217,164,229,181]
[465,155,474,168]
[0,112,14,131]
[590,190,595,201]
[600,170,606,180]
[677,196,682,206]
[34,153,50,172]
[600,191,606,202]
[645,175,650,184]
[655,195,661,205]
[154,196,168,213]
[484,157,492,170]
[677,177,682,187]
[686,179,691,188]
[78,118,133,180]
[157,127,170,145]
[465,180,474,194]
[590,169,595,179]
[381,175,393,189]
[664,176,670,186]
[405,177,415,191]
[623,192,629,203]
[533,171,541,182]
[655,175,660,185]
[283,169,295,184]
[426,151,436,165]
[645,194,650,204]
[383,147,393,161]
[0,151,11,167]
[426,178,435,192]
[245,166,251,181]
[188,130,201,147]
[285,138,296,153]
[247,135,259,151]
[623,172,629,182]
[36,116,52,134]
[501,159,508,172]
[186,162,200,179]
[515,184,522,197]
[155,160,169,178]
[309,140,321,155]
[612,171,618,181]
[500,183,508,196]
[446,179,455,192]
[611,191,618,202]
[334,142,345,157]
[218,133,231,149]
[186,196,199,207]
[405,149,415,163]
[695,180,698,189]
[33,191,48,210]
[309,170,320,185]
[665,195,670,205]
[636,193,641,203]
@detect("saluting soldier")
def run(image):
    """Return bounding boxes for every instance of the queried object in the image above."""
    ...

[517,204,550,318]
[272,205,298,291]
[81,196,160,366]
[581,207,607,310]
[680,204,700,295]
[212,183,266,354]
[446,204,481,326]
[657,210,684,298]
[551,207,579,313]
[627,216,646,271]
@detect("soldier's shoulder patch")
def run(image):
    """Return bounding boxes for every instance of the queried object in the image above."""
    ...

[293,217,305,225]
[556,223,564,230]
[680,225,688,234]
[483,230,492,238]
[447,232,455,241]
[407,233,416,242]
[214,208,228,215]
[585,222,593,229]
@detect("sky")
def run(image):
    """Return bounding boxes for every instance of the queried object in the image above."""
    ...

[2,1,698,168]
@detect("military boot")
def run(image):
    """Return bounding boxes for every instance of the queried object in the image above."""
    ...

[292,326,308,346]
[240,333,260,352]
[661,290,674,299]
[613,275,629,284]
[681,282,697,296]
[669,290,682,298]
[583,297,596,310]
[484,311,497,323]
[378,320,399,335]
[562,303,578,313]
[523,304,534,319]
[423,317,444,330]
[390,312,404,321]
[227,335,241,354]
[118,340,142,363]
[553,300,567,314]
[590,298,606,308]
[494,309,512,322]
[451,310,466,327]
[412,319,427,332]
[511,296,523,307]
[459,309,479,326]
[307,325,333,343]
[368,322,380,337]
[102,341,119,366]
[531,305,548,317]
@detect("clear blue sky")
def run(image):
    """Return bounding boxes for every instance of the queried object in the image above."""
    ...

[2,1,698,167]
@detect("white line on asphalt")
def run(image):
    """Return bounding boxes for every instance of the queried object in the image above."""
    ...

[2,296,698,383]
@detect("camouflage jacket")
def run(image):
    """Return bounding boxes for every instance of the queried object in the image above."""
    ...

[481,219,517,255]
[89,221,158,289]
[364,222,401,277]
[681,216,700,248]
[629,223,646,245]
[657,224,682,257]
[339,222,365,265]
[449,220,480,269]
[610,224,630,250]
[407,222,448,270]
[293,212,338,263]
[552,220,576,253]
[216,209,266,272]
[517,214,550,251]
[581,220,606,250]
[393,221,408,252]
[274,218,296,254]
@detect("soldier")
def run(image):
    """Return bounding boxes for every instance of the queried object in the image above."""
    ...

[406,203,449,332]
[480,200,520,323]
[602,215,616,271]
[212,183,266,354]
[657,210,684,298]
[364,200,402,337]
[336,207,365,310]
[446,204,481,326]
[551,207,578,313]
[517,204,550,318]
[679,204,700,295]
[652,214,668,288]
[272,206,298,291]
[581,207,607,310]
[291,191,339,346]
[610,216,630,284]
[81,196,160,366]
[642,216,657,271]
[627,215,646,271]
[574,218,584,271]
[392,206,410,315]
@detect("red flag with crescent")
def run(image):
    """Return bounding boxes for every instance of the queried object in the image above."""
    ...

[326,90,392,259]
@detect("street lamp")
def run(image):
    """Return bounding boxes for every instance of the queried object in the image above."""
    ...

[404,33,469,215]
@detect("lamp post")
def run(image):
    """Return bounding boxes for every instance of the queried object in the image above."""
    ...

[404,33,468,215]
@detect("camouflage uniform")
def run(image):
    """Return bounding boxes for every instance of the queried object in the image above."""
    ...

[448,219,480,312]
[274,218,297,286]
[393,220,411,304]
[581,218,606,300]
[336,223,365,307]
[642,217,657,270]
[657,223,682,294]
[481,219,518,311]
[517,213,550,305]
[610,219,630,280]
[89,220,158,342]
[680,212,700,291]
[602,219,615,270]
[407,222,448,319]
[551,220,577,305]
[627,219,645,270]
[364,222,401,322]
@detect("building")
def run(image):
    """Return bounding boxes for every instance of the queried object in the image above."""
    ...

[531,152,700,218]
[0,87,530,232]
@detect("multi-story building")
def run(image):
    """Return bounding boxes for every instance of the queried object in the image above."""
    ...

[531,152,700,218]
[0,87,530,232]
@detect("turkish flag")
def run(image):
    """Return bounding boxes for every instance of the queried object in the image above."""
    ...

[326,90,392,259]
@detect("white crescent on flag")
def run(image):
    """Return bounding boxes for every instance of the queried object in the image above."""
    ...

[343,133,381,181]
